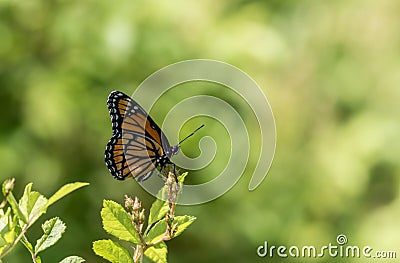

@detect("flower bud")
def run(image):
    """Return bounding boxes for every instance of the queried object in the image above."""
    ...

[139,209,145,223]
[3,178,15,194]
[124,195,134,210]
[133,196,141,211]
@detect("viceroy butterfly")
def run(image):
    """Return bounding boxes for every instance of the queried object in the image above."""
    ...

[104,91,203,182]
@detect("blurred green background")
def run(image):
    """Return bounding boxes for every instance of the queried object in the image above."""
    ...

[1,0,400,262]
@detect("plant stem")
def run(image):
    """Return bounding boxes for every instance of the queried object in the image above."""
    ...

[0,223,30,259]
[133,244,143,263]
[167,172,179,216]
[129,171,181,262]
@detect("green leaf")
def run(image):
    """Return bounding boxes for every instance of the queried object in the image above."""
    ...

[156,185,168,202]
[145,220,167,243]
[5,191,26,224]
[47,182,89,208]
[0,209,10,233]
[178,172,188,184]
[59,256,85,263]
[19,183,48,225]
[2,216,18,244]
[144,242,167,263]
[34,217,66,254]
[0,244,8,256]
[0,213,11,250]
[93,239,133,263]
[101,200,140,243]
[2,230,15,245]
[34,255,42,263]
[0,209,11,253]
[148,199,168,227]
[20,235,34,254]
[172,215,196,238]
[0,235,6,248]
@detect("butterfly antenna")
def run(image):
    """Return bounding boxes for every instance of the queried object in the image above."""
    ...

[178,124,205,145]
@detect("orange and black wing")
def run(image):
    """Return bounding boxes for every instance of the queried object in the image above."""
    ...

[104,91,172,182]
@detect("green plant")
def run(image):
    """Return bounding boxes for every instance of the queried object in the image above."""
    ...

[93,172,196,263]
[0,178,88,263]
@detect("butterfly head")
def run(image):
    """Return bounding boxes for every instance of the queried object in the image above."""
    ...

[168,145,180,157]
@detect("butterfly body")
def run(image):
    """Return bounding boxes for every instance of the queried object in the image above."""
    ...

[105,91,179,182]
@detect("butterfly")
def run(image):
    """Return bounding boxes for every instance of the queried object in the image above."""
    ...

[105,91,204,182]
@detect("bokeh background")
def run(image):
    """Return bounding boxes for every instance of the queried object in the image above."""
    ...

[1,0,400,262]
